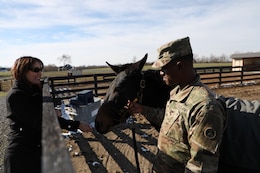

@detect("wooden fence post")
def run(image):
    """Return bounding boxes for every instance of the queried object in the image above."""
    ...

[240,66,244,85]
[219,67,222,87]
[93,74,98,97]
[42,77,75,173]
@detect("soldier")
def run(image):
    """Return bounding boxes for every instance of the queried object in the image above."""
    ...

[128,37,226,172]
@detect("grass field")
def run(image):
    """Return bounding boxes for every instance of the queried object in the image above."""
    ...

[0,92,7,97]
[0,62,232,94]
[0,62,231,79]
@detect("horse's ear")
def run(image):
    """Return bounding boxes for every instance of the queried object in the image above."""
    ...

[137,53,148,71]
[106,61,133,74]
[126,53,148,74]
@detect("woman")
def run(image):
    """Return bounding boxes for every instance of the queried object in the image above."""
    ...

[4,56,92,173]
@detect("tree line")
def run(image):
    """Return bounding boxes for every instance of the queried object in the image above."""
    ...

[0,54,231,72]
[43,54,231,72]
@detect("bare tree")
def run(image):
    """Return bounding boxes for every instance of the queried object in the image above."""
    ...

[132,56,137,63]
[57,54,71,65]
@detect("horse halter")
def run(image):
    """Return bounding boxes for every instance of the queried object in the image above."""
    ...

[136,72,146,104]
[112,73,146,124]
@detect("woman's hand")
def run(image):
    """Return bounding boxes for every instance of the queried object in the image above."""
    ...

[55,109,62,117]
[79,121,93,132]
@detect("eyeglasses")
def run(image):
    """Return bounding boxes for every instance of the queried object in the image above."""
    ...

[30,67,43,73]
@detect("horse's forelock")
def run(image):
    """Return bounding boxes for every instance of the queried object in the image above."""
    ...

[144,70,163,82]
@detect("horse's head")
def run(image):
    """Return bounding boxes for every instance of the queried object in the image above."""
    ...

[94,101,129,134]
[95,54,170,134]
[95,54,147,133]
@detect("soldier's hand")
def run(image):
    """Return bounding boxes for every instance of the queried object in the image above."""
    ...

[127,100,143,115]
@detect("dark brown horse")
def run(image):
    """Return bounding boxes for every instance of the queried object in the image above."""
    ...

[95,54,171,134]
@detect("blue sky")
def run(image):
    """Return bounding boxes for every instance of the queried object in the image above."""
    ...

[0,0,260,67]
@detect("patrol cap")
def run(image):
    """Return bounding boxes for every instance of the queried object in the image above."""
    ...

[152,37,192,69]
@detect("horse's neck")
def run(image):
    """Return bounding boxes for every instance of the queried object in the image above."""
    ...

[141,71,170,108]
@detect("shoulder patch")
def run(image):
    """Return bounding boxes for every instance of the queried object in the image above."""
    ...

[204,127,217,140]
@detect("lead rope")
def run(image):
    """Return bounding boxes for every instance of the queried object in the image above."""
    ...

[130,117,140,173]
[130,76,145,173]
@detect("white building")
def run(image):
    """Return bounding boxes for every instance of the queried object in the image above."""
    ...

[231,52,260,71]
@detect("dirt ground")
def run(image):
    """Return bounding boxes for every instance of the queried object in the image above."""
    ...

[64,84,260,173]
[65,115,158,173]
[0,84,259,173]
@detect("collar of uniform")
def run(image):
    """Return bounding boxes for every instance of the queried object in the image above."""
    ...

[170,75,201,102]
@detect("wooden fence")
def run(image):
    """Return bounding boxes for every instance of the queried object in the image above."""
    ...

[1,66,260,99]
[196,66,260,87]
[0,77,14,92]
[48,73,116,105]
[48,66,260,104]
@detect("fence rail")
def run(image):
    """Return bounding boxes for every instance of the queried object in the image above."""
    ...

[47,66,260,104]
[48,73,116,105]
[1,66,260,102]
[197,66,260,87]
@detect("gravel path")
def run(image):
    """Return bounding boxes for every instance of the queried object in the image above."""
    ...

[0,96,8,172]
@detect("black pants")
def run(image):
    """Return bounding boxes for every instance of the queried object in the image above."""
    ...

[218,161,260,173]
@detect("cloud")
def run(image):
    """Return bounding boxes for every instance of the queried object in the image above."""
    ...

[0,0,260,67]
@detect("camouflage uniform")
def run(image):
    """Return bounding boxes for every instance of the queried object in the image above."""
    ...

[153,75,226,172]
[141,105,165,127]
[150,37,226,173]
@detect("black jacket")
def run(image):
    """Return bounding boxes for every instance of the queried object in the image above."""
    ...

[5,80,42,173]
[4,81,80,173]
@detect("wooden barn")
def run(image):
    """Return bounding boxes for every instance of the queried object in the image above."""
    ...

[231,52,260,71]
